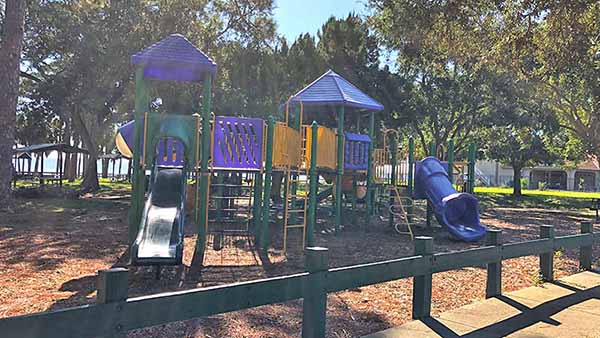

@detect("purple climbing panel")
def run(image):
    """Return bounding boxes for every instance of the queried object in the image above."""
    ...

[156,138,185,167]
[344,132,371,170]
[212,116,264,170]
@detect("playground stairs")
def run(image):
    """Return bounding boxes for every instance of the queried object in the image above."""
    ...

[283,167,308,255]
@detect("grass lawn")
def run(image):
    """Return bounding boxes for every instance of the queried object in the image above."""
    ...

[475,186,599,211]
[475,186,600,199]
[14,177,131,192]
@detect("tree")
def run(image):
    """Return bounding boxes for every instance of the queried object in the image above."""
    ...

[0,0,27,205]
[368,0,600,156]
[22,0,277,192]
[482,74,560,196]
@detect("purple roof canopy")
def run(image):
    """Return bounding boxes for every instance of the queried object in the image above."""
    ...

[131,34,217,82]
[288,70,384,112]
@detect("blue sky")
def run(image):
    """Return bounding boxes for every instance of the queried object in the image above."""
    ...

[273,0,367,42]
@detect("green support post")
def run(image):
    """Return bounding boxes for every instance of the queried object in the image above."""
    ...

[429,141,436,157]
[366,111,375,216]
[193,73,212,267]
[252,172,263,228]
[540,225,555,282]
[407,137,415,222]
[412,237,433,319]
[130,67,149,248]
[389,133,397,228]
[485,229,502,298]
[97,268,129,338]
[580,221,593,270]
[468,143,476,194]
[306,122,319,247]
[335,106,345,233]
[302,247,329,338]
[260,117,275,252]
[447,139,454,185]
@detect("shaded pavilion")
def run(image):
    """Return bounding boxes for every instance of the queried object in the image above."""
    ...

[13,143,89,187]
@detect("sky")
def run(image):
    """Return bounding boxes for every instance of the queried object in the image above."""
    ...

[273,0,367,42]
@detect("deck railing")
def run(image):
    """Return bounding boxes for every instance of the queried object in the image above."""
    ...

[0,222,595,338]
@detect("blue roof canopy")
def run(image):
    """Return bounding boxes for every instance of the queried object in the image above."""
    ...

[288,70,384,112]
[131,34,217,83]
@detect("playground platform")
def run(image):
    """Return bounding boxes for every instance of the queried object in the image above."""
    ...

[364,271,600,338]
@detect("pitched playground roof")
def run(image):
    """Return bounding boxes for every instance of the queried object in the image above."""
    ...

[131,34,217,82]
[288,70,384,112]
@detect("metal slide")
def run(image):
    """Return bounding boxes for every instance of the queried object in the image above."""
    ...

[131,167,185,265]
[415,157,487,242]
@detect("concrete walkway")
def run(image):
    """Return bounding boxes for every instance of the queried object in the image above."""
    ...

[364,271,600,338]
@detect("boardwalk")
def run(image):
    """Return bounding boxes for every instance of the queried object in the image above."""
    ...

[364,271,600,338]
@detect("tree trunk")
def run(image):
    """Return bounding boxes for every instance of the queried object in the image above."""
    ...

[513,166,522,197]
[101,158,109,178]
[0,1,26,205]
[71,107,100,192]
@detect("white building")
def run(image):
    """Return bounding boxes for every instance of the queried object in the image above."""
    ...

[476,159,600,191]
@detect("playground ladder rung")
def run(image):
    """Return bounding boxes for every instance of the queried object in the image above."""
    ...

[211,184,253,188]
[211,196,251,200]
[208,219,250,223]
[285,224,305,229]
[286,209,305,213]
[289,194,308,198]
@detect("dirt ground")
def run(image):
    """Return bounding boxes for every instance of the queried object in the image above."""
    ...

[0,191,598,338]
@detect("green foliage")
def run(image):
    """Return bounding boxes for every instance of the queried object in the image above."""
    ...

[368,0,600,157]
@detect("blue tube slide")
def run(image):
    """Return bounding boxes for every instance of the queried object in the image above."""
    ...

[415,157,487,242]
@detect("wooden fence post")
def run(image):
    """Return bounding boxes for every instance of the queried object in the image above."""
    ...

[485,229,502,298]
[412,236,433,319]
[97,268,129,338]
[540,225,555,282]
[302,247,329,338]
[580,221,593,270]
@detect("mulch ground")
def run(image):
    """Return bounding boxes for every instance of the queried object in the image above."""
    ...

[0,193,597,338]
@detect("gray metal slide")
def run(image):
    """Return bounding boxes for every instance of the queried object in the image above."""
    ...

[131,167,185,266]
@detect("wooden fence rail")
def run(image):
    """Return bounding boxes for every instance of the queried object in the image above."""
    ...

[0,222,595,338]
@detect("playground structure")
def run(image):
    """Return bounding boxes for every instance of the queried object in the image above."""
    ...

[116,34,485,271]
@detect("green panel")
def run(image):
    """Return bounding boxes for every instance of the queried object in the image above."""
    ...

[432,246,500,273]
[143,113,199,170]
[501,239,553,259]
[122,273,306,331]
[327,255,430,293]
[554,233,592,250]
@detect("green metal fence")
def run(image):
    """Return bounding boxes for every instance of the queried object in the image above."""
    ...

[0,222,595,338]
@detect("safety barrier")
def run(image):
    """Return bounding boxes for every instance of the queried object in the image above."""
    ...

[1,222,594,338]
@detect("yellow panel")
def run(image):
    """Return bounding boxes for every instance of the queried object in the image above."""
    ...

[115,132,133,158]
[304,125,337,170]
[273,122,303,168]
